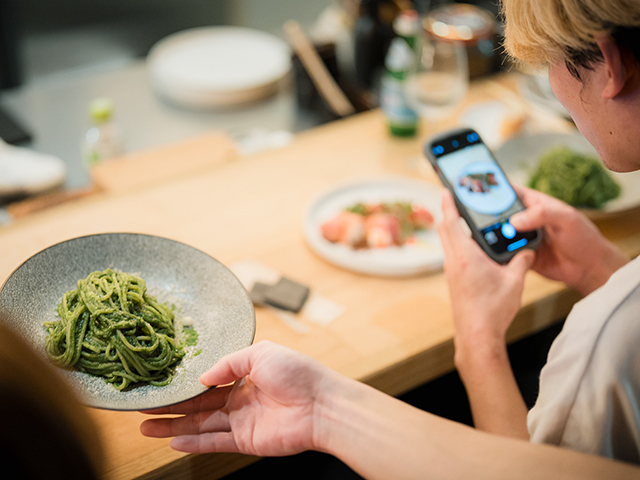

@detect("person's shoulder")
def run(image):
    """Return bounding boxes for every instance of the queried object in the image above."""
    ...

[569,256,640,328]
[541,257,640,377]
[594,278,640,362]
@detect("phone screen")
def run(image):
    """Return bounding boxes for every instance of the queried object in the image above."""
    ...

[431,130,538,256]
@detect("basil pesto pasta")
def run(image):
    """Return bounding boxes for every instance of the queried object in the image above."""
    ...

[44,269,188,390]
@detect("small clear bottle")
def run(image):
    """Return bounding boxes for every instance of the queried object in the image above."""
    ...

[82,98,124,167]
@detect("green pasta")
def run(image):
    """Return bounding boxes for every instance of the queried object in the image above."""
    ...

[44,269,187,390]
[528,146,621,209]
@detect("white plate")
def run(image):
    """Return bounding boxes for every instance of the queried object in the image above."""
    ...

[148,26,291,108]
[494,132,640,219]
[304,177,444,277]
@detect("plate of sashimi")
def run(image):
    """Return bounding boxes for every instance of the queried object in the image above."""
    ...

[304,177,445,276]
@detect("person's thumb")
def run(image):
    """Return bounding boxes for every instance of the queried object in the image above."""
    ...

[510,203,552,232]
[508,249,536,276]
[509,210,532,230]
[199,347,254,386]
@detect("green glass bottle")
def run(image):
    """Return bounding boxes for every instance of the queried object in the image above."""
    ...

[381,37,419,137]
[381,10,420,137]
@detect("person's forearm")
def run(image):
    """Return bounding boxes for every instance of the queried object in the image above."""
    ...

[314,375,639,480]
[454,334,529,439]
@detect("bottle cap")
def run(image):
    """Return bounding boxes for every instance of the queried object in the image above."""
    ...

[393,9,419,37]
[89,98,114,122]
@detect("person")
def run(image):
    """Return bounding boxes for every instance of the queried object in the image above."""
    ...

[1,312,634,480]
[140,0,640,476]
[0,321,104,479]
[140,340,640,479]
[441,0,640,463]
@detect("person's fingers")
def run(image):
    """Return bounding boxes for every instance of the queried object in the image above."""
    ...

[510,202,559,231]
[199,352,251,387]
[439,190,491,269]
[510,195,573,231]
[140,384,233,415]
[170,431,239,454]
[437,206,461,263]
[506,249,536,278]
[440,190,461,229]
[438,190,476,250]
[512,183,530,200]
[511,184,574,232]
[140,409,231,438]
[512,184,547,206]
[199,342,273,387]
[437,214,454,260]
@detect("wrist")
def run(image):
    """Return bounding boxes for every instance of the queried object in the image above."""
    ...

[454,332,509,381]
[574,246,629,296]
[311,370,364,454]
[312,372,406,457]
[312,373,444,480]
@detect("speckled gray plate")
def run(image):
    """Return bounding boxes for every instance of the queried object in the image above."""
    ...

[0,233,255,411]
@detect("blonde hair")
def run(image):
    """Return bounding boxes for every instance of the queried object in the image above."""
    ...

[501,0,640,67]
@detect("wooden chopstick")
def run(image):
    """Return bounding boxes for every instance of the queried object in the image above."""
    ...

[284,20,357,118]
[6,185,100,218]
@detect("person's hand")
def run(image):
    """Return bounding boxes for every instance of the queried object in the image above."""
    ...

[437,190,535,350]
[510,186,629,296]
[437,190,534,437]
[140,341,339,456]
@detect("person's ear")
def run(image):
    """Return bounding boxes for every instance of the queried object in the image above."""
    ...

[597,35,636,99]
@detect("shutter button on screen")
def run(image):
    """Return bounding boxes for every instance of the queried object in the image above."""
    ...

[501,222,516,239]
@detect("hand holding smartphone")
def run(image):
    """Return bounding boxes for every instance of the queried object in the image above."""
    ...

[425,128,542,264]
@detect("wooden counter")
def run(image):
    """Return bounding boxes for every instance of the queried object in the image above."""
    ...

[2,76,640,479]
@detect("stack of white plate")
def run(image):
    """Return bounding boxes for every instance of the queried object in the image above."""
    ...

[147,26,292,109]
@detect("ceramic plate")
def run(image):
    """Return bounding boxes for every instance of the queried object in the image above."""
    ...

[494,132,640,219]
[304,177,444,277]
[0,233,255,411]
[148,26,291,108]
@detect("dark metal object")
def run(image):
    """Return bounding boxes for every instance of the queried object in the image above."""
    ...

[0,0,22,89]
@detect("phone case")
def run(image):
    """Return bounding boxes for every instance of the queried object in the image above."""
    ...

[424,127,542,264]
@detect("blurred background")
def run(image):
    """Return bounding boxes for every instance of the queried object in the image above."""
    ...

[4,0,328,82]
[0,0,503,191]
[0,2,573,478]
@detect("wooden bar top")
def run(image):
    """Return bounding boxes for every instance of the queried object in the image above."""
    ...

[2,75,640,479]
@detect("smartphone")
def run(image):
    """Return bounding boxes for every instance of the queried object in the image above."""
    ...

[425,127,542,264]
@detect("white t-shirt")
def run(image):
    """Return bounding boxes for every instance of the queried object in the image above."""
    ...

[528,256,640,464]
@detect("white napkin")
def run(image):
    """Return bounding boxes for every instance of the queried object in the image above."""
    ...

[231,259,345,333]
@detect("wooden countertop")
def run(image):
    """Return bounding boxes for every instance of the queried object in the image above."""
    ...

[2,75,640,479]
